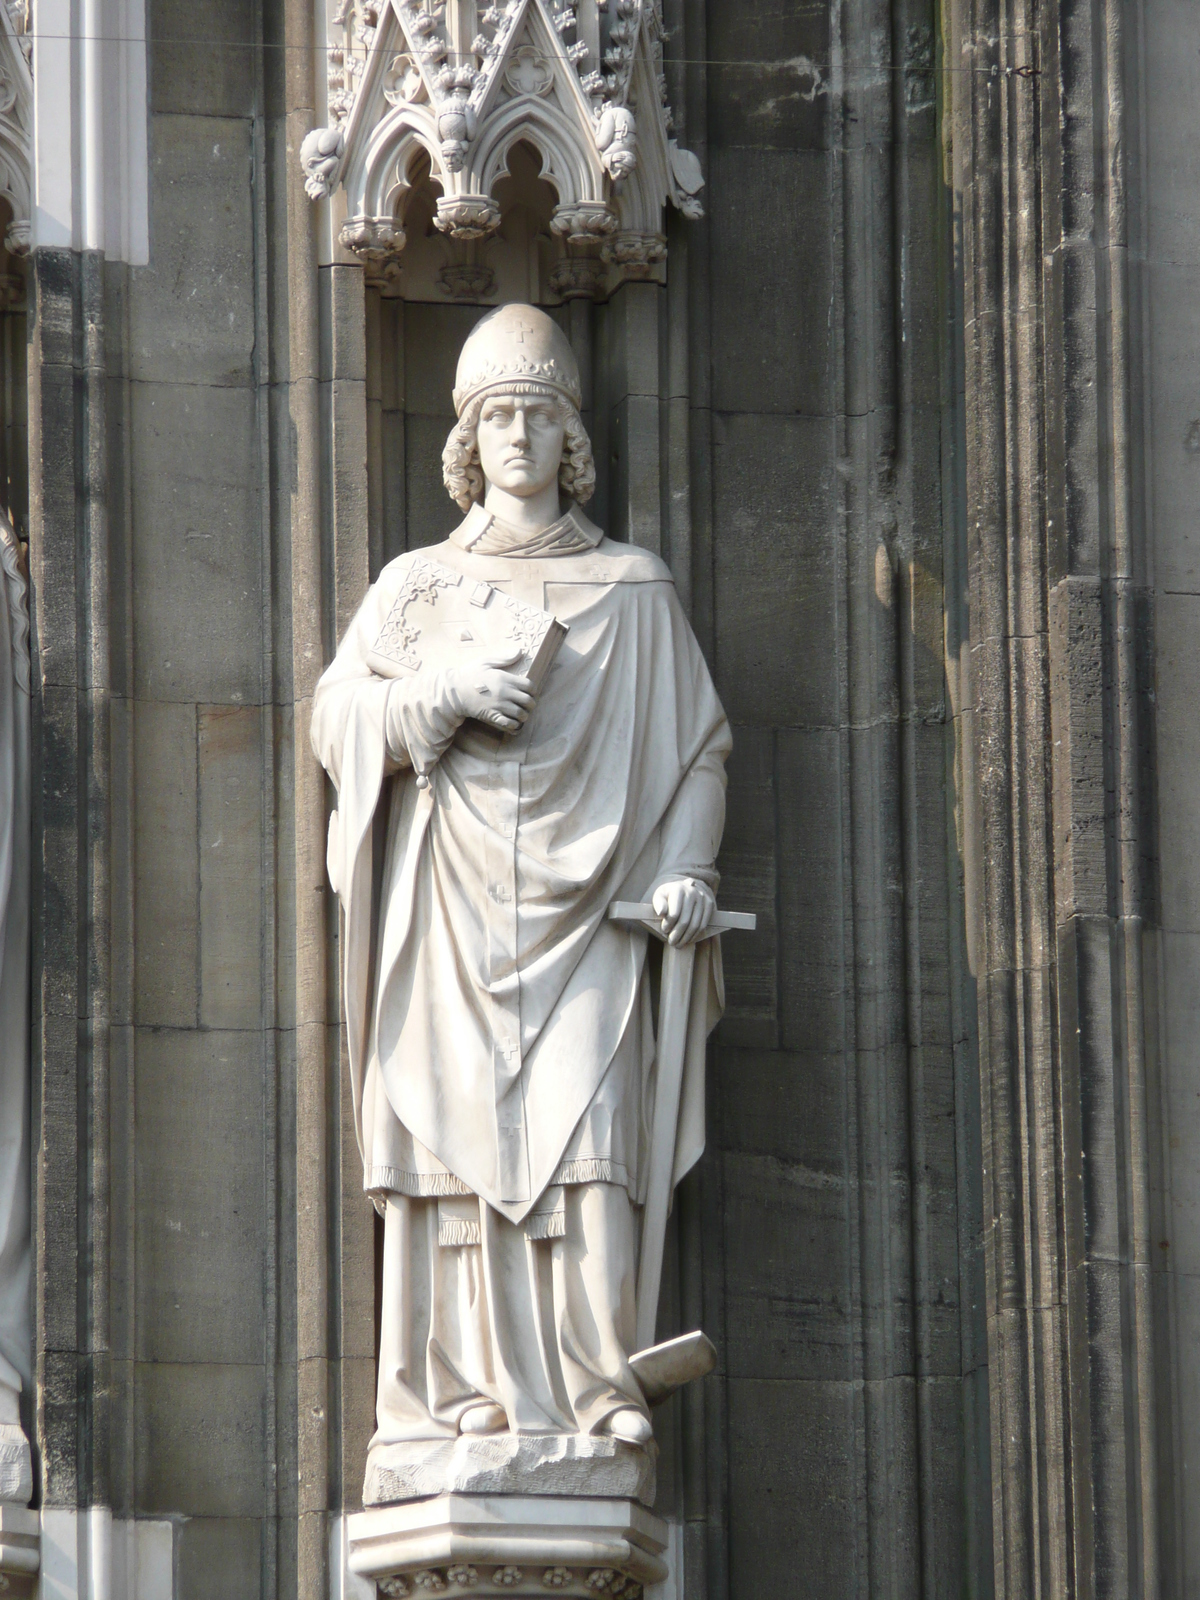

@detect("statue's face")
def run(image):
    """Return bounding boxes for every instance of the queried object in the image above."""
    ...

[476,392,566,498]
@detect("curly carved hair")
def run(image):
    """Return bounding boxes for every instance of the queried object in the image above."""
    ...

[442,388,596,512]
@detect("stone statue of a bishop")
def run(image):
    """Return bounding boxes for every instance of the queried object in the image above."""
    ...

[0,513,31,1506]
[313,305,730,1499]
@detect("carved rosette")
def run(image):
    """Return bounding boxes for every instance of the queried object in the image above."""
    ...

[302,0,703,292]
[375,1566,645,1600]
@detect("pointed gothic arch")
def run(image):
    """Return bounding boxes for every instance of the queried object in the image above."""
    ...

[300,0,702,298]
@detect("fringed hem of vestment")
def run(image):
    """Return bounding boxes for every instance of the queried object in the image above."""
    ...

[553,1157,626,1187]
[523,1208,567,1241]
[365,1158,631,1201]
[366,1164,473,1197]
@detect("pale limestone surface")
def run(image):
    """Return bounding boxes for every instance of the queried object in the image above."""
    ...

[364,1435,655,1509]
[301,0,701,287]
[311,308,729,1494]
[0,517,30,1507]
[347,1493,669,1598]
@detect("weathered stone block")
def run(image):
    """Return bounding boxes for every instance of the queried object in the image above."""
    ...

[35,684,80,1020]
[1159,930,1200,1275]
[716,1047,846,1175]
[28,363,79,689]
[135,1360,265,1516]
[717,728,778,1047]
[1152,593,1200,929]
[721,1149,850,1382]
[133,1028,266,1364]
[199,704,264,1028]
[725,1380,856,1598]
[708,0,831,152]
[1148,281,1200,553]
[328,264,369,383]
[711,412,838,727]
[405,412,459,549]
[134,699,199,1027]
[776,728,848,1052]
[364,1435,655,1508]
[709,148,834,417]
[609,392,661,554]
[129,380,263,703]
[150,0,256,118]
[133,115,255,386]
[177,1516,262,1600]
[403,303,483,416]
[605,282,661,404]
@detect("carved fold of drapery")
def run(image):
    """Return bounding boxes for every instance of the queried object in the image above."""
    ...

[299,0,700,287]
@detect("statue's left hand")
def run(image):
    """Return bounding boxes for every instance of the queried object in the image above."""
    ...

[651,878,716,947]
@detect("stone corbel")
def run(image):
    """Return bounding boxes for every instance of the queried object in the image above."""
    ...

[600,231,665,278]
[546,256,606,300]
[549,201,618,244]
[348,1494,667,1600]
[434,195,503,241]
[337,214,406,280]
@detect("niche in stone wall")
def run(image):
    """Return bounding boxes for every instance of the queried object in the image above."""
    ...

[389,140,561,307]
[364,140,674,580]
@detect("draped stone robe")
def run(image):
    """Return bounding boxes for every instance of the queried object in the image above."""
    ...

[312,504,730,1445]
[0,516,30,1504]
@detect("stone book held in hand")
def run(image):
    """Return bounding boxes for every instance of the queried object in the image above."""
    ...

[366,555,568,699]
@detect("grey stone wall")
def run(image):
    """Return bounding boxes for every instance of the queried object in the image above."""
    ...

[22,1,1001,1597]
[1132,0,1200,1590]
[943,0,1167,1589]
[700,1,990,1594]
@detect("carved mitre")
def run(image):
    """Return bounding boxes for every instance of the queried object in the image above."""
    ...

[452,304,581,417]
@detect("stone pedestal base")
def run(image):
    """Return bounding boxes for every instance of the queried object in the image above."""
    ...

[347,1495,668,1600]
[365,1436,655,1510]
[0,1504,39,1596]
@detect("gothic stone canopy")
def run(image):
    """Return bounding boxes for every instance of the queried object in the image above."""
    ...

[299,0,704,288]
[0,0,30,257]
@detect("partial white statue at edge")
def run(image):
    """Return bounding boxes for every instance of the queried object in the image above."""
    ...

[312,305,729,1506]
[0,511,31,1505]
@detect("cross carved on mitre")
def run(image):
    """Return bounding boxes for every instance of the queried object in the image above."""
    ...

[510,313,538,344]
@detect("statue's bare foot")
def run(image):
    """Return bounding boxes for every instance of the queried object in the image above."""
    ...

[605,1407,652,1445]
[459,1402,506,1435]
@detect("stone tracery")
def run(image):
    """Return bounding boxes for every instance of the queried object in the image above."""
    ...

[301,0,701,289]
[0,0,30,257]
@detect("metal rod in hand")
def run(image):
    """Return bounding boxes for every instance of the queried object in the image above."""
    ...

[608,901,756,1353]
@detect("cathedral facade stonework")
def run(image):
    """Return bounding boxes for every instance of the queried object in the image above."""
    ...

[1,0,1198,1597]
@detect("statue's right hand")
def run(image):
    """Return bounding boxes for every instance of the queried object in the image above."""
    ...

[445,655,537,734]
